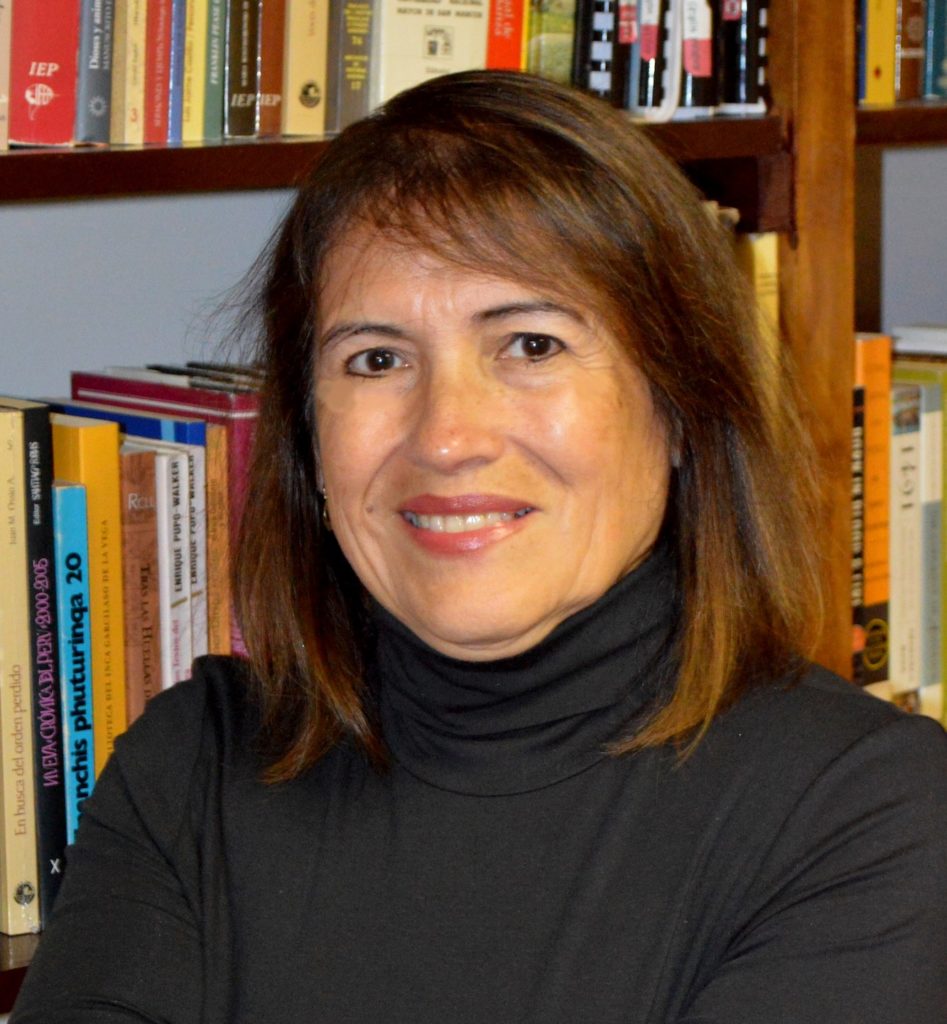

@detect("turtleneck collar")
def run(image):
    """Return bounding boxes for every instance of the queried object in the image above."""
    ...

[371,543,679,796]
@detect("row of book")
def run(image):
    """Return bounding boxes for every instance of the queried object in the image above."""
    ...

[852,325,947,725]
[0,364,260,934]
[0,0,771,150]
[858,0,947,104]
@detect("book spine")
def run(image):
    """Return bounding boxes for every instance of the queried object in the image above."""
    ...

[889,383,923,696]
[182,0,209,140]
[325,0,373,132]
[0,0,10,149]
[8,0,82,145]
[923,0,947,97]
[281,0,329,135]
[120,447,162,725]
[852,385,867,685]
[166,0,187,141]
[257,0,286,135]
[854,334,892,691]
[572,0,620,98]
[15,406,67,928]
[167,449,193,683]
[486,0,528,69]
[51,417,127,778]
[110,0,129,141]
[205,423,231,655]
[52,484,95,846]
[143,0,172,142]
[204,0,225,138]
[526,0,577,85]
[0,410,41,935]
[678,0,716,115]
[634,0,669,109]
[918,381,943,694]
[75,0,115,143]
[181,445,208,660]
[895,0,926,100]
[865,0,897,104]
[224,0,260,135]
[717,0,768,111]
[610,0,639,107]
[124,0,148,143]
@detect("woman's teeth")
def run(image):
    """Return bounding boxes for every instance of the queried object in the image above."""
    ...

[403,510,531,533]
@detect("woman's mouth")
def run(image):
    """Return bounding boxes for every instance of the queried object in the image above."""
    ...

[402,509,533,533]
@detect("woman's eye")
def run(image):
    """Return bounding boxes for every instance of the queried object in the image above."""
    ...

[345,348,406,376]
[503,333,564,362]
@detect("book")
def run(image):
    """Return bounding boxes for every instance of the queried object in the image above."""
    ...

[110,0,129,140]
[864,0,897,104]
[52,482,95,846]
[0,398,67,928]
[572,0,620,99]
[324,0,373,132]
[75,0,115,143]
[895,0,926,100]
[182,0,209,141]
[224,0,260,135]
[370,0,489,107]
[143,0,172,142]
[717,0,767,114]
[257,0,286,135]
[677,0,716,118]
[852,383,867,690]
[281,0,330,135]
[527,0,577,85]
[0,0,12,148]
[166,0,187,141]
[486,0,529,69]
[629,0,682,122]
[112,0,147,143]
[853,334,892,692]
[8,0,82,145]
[204,0,225,138]
[119,444,162,724]
[888,382,923,697]
[51,413,127,778]
[0,408,41,935]
[893,322,947,354]
[923,0,947,97]
[733,230,779,362]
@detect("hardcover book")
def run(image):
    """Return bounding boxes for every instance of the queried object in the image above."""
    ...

[923,0,947,97]
[281,0,330,135]
[324,0,373,132]
[224,0,260,135]
[75,0,115,143]
[166,0,187,140]
[182,0,210,141]
[204,0,226,138]
[257,0,286,135]
[486,0,529,68]
[677,0,716,117]
[864,0,897,104]
[52,482,95,845]
[895,0,926,100]
[143,0,172,142]
[717,0,767,113]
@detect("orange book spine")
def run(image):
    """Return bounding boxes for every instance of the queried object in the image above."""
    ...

[205,423,231,655]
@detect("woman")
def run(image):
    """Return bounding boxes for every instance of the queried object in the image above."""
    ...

[13,72,947,1023]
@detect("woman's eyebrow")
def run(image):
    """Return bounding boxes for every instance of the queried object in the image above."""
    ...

[473,300,588,325]
[319,321,407,350]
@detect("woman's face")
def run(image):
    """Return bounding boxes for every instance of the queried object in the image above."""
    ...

[315,231,671,661]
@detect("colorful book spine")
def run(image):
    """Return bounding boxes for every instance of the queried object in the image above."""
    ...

[182,0,210,141]
[122,0,148,143]
[630,0,681,121]
[224,0,260,135]
[8,0,82,145]
[854,334,892,693]
[51,414,127,779]
[852,382,867,690]
[166,0,186,140]
[889,382,923,696]
[119,445,162,725]
[204,422,230,655]
[204,0,225,138]
[0,399,67,928]
[924,0,947,97]
[52,483,95,846]
[864,0,897,104]
[527,0,577,85]
[74,0,115,143]
[143,0,172,143]
[257,0,286,135]
[486,0,528,69]
[0,409,41,935]
[677,0,716,117]
[717,0,767,113]
[324,0,373,132]
[895,0,926,100]
[917,380,942,699]
[281,0,330,135]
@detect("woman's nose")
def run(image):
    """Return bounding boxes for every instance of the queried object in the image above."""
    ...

[406,365,506,474]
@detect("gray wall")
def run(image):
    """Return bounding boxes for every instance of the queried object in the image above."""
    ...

[1,190,292,398]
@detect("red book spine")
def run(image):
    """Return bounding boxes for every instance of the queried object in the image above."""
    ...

[486,0,525,69]
[8,0,82,145]
[257,0,287,136]
[144,0,173,142]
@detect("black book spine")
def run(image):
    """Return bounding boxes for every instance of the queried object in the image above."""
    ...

[19,405,67,925]
[718,0,768,106]
[224,0,261,136]
[637,0,671,107]
[680,0,718,111]
[572,0,620,98]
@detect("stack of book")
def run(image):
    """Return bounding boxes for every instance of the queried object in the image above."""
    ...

[0,0,772,150]
[853,326,947,726]
[858,0,947,103]
[0,363,258,935]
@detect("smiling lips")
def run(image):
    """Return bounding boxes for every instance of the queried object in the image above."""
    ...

[400,494,535,554]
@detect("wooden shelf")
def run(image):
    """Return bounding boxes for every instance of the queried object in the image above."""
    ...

[0,116,785,203]
[857,101,947,146]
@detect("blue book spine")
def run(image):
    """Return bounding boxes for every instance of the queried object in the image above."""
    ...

[167,0,189,141]
[75,0,116,142]
[924,0,947,97]
[52,484,96,845]
[50,402,207,446]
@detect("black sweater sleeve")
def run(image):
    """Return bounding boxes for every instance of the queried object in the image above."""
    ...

[10,676,213,1024]
[678,712,947,1024]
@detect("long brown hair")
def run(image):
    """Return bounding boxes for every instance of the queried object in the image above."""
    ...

[235,70,822,781]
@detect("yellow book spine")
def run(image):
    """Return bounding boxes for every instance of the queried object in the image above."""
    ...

[183,0,210,141]
[0,411,41,935]
[52,416,127,778]
[125,0,148,145]
[865,0,897,104]
[111,0,129,142]
[205,423,231,655]
[282,0,330,135]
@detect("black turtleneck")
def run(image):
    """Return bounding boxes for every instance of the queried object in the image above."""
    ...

[12,551,947,1024]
